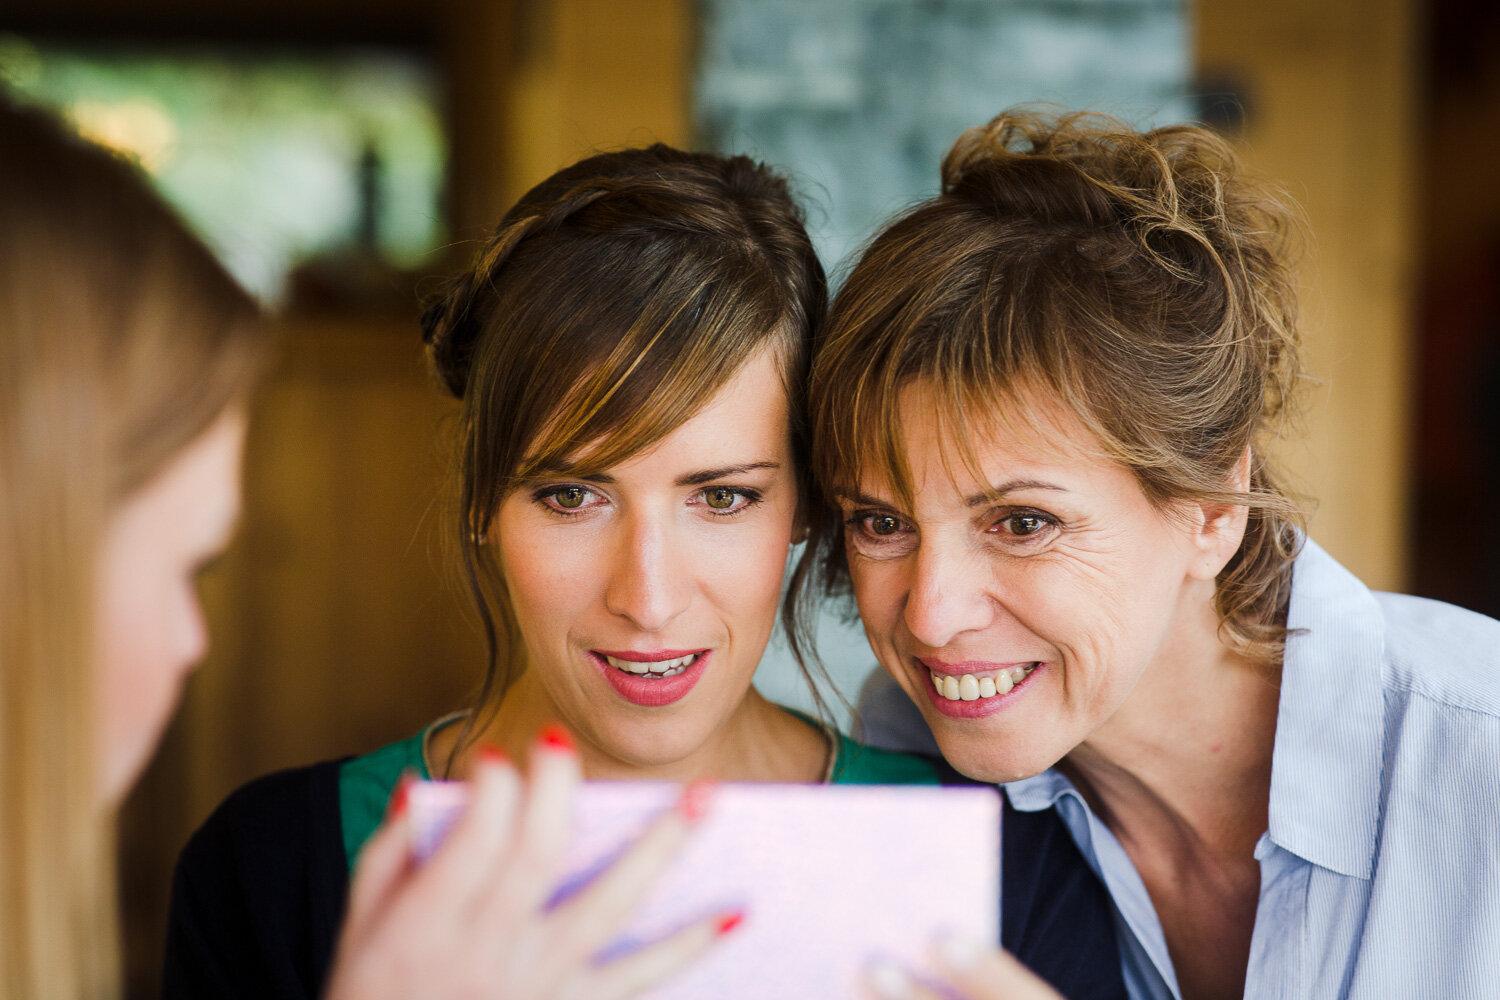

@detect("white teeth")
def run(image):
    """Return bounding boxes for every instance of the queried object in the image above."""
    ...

[929,664,1035,702]
[604,653,697,677]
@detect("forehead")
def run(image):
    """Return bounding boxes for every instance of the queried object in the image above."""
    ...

[541,346,792,476]
[848,378,1121,503]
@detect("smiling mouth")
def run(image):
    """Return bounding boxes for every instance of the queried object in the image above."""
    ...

[927,663,1038,702]
[600,652,701,678]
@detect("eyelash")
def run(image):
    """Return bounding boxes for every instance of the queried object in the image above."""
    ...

[530,485,765,518]
[988,509,1059,542]
[842,511,915,557]
[842,507,1061,550]
[690,486,764,517]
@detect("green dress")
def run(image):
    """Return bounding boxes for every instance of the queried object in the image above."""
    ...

[339,711,945,867]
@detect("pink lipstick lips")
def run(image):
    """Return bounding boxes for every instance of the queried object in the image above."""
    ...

[917,658,1043,719]
[592,648,711,707]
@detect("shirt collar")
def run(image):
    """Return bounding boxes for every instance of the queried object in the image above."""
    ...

[1004,767,1079,812]
[1268,537,1386,879]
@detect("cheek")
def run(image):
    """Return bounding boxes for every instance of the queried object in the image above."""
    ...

[699,516,793,616]
[847,560,904,644]
[94,561,203,797]
[1015,539,1192,683]
[498,529,597,643]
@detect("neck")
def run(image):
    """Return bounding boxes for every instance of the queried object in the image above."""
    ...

[1064,592,1280,858]
[441,670,828,784]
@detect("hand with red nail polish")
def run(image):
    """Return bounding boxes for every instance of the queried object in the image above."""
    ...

[323,735,722,1000]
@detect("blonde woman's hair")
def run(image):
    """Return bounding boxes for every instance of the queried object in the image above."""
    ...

[420,144,830,761]
[0,97,263,998]
[809,109,1307,664]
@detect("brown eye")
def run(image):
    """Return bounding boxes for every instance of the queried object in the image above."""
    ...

[871,515,901,536]
[706,487,737,510]
[554,487,587,509]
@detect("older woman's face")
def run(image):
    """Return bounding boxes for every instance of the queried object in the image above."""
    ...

[839,382,1229,783]
[492,348,799,768]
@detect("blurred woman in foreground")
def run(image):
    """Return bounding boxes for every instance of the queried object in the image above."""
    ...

[814,110,1500,999]
[0,98,716,1000]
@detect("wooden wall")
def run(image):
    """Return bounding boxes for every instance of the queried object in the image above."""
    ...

[1197,0,1420,591]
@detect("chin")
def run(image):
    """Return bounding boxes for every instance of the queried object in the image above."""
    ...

[925,719,1064,785]
[595,717,712,770]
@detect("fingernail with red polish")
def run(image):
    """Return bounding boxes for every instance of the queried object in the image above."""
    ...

[478,743,509,766]
[537,722,575,753]
[387,775,412,818]
[678,779,715,823]
[714,909,746,937]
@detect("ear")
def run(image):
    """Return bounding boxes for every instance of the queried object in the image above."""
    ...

[1184,447,1252,582]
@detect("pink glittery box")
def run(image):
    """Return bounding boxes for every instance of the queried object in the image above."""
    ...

[407,780,1000,999]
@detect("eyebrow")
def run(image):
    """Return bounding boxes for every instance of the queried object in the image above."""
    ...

[676,462,780,487]
[528,461,780,488]
[965,479,1069,508]
[835,479,1068,508]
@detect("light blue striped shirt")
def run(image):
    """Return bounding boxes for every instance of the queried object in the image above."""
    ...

[860,538,1500,998]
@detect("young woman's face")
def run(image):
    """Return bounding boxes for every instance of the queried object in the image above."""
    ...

[95,409,245,805]
[493,348,799,768]
[838,382,1224,783]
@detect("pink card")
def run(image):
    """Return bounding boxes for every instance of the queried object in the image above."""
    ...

[408,780,1000,999]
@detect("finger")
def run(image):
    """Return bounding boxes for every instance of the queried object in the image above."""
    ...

[415,747,522,912]
[863,958,952,1000]
[492,723,582,914]
[932,938,1065,1000]
[556,905,743,1000]
[341,774,418,941]
[544,781,709,965]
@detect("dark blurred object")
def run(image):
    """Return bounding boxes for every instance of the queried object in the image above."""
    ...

[1194,67,1252,133]
[1412,0,1500,614]
[0,0,436,48]
[1413,235,1500,616]
[1431,0,1500,87]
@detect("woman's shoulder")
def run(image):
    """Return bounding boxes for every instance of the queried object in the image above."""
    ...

[1374,591,1500,713]
[189,758,345,852]
[1292,539,1500,714]
[165,758,350,999]
[338,721,445,866]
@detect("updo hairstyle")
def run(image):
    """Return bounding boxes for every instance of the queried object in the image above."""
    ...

[809,109,1307,663]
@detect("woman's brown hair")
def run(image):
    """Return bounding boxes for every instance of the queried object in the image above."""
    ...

[0,97,263,998]
[809,109,1306,663]
[421,144,828,764]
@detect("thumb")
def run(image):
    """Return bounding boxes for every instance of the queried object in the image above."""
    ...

[931,938,1064,1000]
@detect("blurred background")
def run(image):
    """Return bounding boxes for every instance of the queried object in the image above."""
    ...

[0,0,1492,994]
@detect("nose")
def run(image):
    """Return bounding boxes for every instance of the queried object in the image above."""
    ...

[603,509,692,632]
[902,535,997,649]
